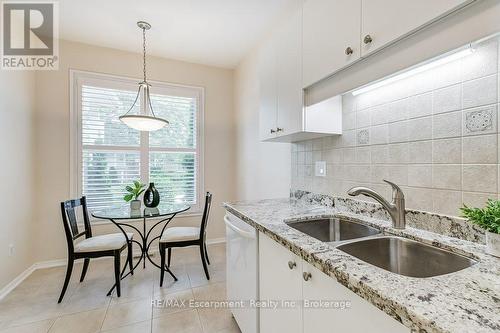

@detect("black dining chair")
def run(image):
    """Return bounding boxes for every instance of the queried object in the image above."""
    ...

[159,192,212,286]
[58,196,134,303]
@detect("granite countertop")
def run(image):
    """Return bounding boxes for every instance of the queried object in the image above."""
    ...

[223,198,500,333]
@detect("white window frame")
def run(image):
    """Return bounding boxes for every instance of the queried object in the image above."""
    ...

[69,69,205,216]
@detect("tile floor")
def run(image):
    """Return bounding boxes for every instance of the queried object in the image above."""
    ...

[0,244,240,333]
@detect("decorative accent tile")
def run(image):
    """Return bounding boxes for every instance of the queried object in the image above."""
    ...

[357,129,369,145]
[465,107,493,133]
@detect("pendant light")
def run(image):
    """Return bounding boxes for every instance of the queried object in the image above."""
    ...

[119,21,169,131]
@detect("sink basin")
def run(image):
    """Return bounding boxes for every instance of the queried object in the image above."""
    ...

[286,218,380,242]
[338,237,477,278]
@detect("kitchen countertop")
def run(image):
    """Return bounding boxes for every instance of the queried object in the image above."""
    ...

[223,198,500,333]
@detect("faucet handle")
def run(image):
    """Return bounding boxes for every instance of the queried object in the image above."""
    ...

[383,180,404,199]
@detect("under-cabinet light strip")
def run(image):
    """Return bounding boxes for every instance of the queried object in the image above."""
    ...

[351,45,475,96]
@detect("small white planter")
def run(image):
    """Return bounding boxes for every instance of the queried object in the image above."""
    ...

[485,231,500,257]
[130,199,141,211]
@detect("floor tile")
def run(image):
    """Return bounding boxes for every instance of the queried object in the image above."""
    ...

[152,289,194,318]
[49,308,106,333]
[152,309,202,333]
[100,320,151,333]
[0,244,227,333]
[101,298,152,331]
[0,319,54,333]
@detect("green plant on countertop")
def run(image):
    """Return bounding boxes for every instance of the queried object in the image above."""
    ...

[460,199,500,234]
[124,180,146,202]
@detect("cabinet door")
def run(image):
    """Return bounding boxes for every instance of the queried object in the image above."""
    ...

[259,232,302,333]
[302,262,409,333]
[302,0,361,87]
[258,38,278,141]
[361,0,471,56]
[276,7,303,137]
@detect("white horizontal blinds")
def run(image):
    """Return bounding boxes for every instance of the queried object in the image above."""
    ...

[81,85,140,146]
[148,87,198,207]
[81,83,142,211]
[76,72,202,212]
[82,151,140,210]
[149,93,197,148]
[149,152,197,204]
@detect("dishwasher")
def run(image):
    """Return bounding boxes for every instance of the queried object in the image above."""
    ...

[225,212,259,333]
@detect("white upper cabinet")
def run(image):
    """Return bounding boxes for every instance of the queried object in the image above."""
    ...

[258,40,278,141]
[259,8,303,141]
[276,7,303,137]
[361,0,472,56]
[302,0,362,88]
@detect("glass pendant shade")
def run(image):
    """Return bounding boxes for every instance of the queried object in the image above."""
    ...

[119,114,169,131]
[119,81,168,131]
[119,21,168,132]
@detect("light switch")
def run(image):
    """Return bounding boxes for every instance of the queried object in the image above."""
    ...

[315,161,326,177]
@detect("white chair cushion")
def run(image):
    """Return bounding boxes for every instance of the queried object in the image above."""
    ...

[160,227,200,243]
[74,232,133,253]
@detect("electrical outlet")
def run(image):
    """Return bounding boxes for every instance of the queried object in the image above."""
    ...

[8,244,14,257]
[315,161,327,177]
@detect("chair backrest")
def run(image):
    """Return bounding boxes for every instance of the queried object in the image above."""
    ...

[199,192,212,240]
[60,196,92,253]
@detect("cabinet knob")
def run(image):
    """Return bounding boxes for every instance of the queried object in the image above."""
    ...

[345,47,353,55]
[363,34,373,44]
[302,272,312,281]
[276,127,284,132]
[288,261,297,270]
[270,128,276,134]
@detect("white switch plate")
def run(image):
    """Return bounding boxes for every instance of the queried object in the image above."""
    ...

[315,161,326,177]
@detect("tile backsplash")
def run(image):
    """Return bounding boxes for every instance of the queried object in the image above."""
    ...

[291,36,500,217]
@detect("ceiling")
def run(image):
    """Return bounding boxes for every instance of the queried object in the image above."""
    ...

[59,0,299,69]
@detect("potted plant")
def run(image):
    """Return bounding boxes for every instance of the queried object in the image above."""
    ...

[124,180,146,211]
[461,199,500,257]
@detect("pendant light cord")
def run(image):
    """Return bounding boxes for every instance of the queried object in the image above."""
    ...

[142,27,147,82]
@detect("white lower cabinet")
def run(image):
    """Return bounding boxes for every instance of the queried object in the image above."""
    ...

[259,231,303,333]
[259,232,409,333]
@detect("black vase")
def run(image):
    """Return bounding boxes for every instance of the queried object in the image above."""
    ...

[143,182,160,208]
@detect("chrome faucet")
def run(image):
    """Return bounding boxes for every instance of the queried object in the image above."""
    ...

[347,180,406,229]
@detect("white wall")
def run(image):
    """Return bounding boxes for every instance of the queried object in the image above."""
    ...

[0,71,35,289]
[33,40,235,263]
[234,47,291,200]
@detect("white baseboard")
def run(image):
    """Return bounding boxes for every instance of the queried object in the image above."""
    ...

[0,264,37,300]
[0,238,226,300]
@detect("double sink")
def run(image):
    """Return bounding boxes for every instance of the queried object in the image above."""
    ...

[287,217,476,278]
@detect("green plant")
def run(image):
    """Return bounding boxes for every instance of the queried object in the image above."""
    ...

[124,180,146,202]
[461,199,500,234]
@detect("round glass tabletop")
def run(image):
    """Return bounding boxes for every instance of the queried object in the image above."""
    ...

[91,203,190,220]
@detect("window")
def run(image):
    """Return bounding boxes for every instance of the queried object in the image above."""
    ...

[71,71,204,213]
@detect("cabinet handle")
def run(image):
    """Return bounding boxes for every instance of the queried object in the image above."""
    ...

[363,34,373,44]
[303,272,312,281]
[276,127,284,132]
[270,128,276,134]
[288,261,297,270]
[345,47,353,55]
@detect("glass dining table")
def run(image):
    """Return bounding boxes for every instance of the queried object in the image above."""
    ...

[91,203,190,294]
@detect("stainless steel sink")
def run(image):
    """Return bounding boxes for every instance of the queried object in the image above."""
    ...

[286,218,380,242]
[338,237,477,278]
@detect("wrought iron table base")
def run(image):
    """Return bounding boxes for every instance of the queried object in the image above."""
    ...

[105,213,180,296]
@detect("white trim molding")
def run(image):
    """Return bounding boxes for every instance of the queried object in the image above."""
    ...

[69,69,205,214]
